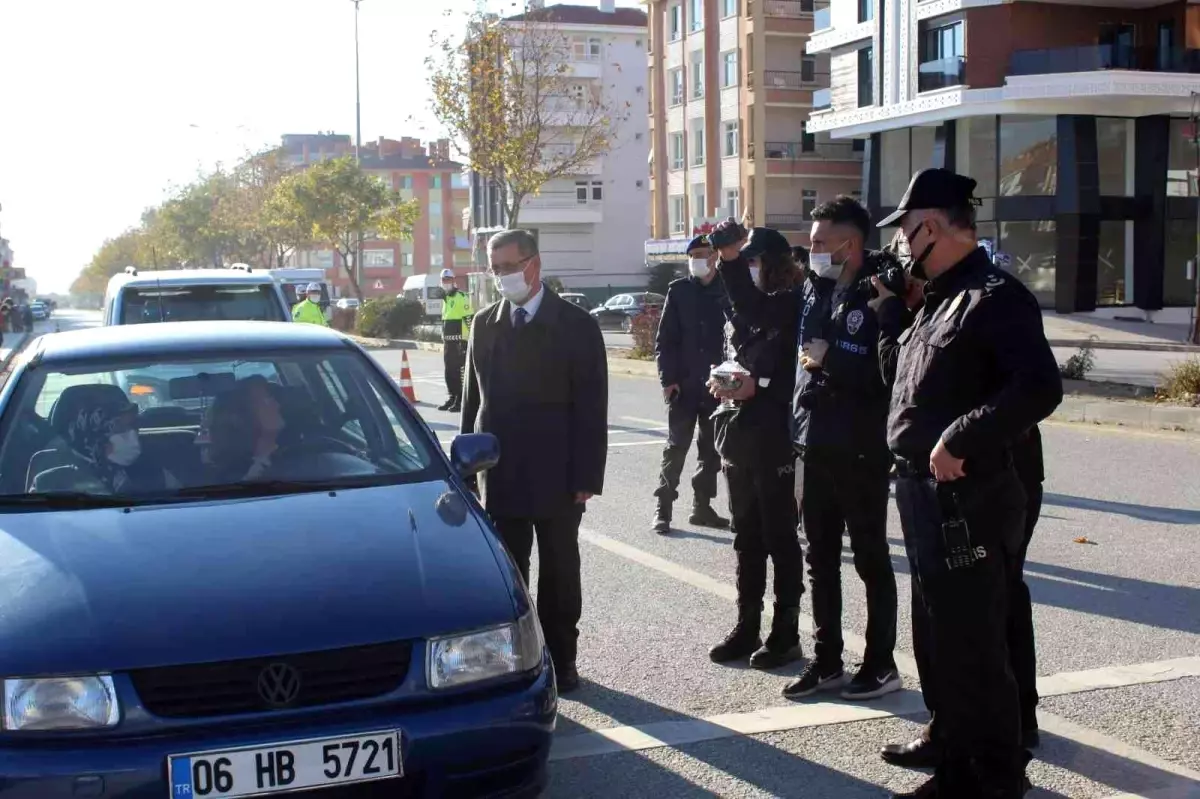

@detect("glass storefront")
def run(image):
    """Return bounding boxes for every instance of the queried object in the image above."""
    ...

[999,116,1057,196]
[999,220,1056,306]
[1167,118,1197,197]
[955,116,997,199]
[1096,220,1129,306]
[1164,218,1199,307]
[881,130,911,206]
[1097,118,1133,197]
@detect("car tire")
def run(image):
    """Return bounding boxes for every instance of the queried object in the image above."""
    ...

[621,317,632,333]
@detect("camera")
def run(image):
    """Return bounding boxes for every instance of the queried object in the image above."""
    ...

[866,250,908,299]
[709,219,748,249]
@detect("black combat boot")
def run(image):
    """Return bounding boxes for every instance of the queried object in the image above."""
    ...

[749,604,804,670]
[709,555,767,663]
[689,498,730,529]
[651,498,672,535]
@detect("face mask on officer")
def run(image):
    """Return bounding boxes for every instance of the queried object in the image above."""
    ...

[688,257,711,279]
[442,282,455,294]
[902,217,937,282]
[307,292,321,304]
[808,241,849,280]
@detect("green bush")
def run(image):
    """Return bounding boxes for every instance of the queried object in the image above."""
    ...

[355,297,425,339]
[1158,357,1200,404]
[1059,336,1096,380]
[630,308,660,360]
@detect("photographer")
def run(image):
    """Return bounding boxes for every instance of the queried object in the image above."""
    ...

[714,196,900,703]
[707,227,804,670]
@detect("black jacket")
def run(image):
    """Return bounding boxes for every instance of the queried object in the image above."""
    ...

[882,246,1063,472]
[655,275,730,410]
[460,289,609,518]
[720,252,890,459]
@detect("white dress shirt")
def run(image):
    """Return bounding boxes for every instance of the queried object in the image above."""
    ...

[510,282,546,325]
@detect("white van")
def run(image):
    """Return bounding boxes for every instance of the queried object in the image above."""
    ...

[400,273,445,319]
[269,267,332,320]
[103,266,291,326]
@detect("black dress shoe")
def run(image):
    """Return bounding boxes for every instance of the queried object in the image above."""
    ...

[556,665,581,695]
[880,736,944,769]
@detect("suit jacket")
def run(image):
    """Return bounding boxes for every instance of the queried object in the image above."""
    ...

[460,287,609,519]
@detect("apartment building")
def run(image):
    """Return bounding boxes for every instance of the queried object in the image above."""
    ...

[807,0,1200,317]
[282,133,470,299]
[469,1,651,301]
[645,0,862,264]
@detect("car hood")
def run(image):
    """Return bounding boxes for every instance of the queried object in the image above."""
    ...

[0,481,516,676]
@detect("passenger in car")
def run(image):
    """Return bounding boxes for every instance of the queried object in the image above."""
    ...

[33,391,180,494]
[203,375,287,482]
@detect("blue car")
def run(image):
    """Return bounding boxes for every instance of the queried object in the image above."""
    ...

[0,322,555,798]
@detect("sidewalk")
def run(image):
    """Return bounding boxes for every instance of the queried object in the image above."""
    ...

[1043,312,1199,352]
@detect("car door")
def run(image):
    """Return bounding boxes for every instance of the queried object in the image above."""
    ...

[595,295,629,329]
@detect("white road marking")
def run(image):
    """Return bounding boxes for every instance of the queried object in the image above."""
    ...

[622,415,670,428]
[573,527,1200,791]
[609,440,668,448]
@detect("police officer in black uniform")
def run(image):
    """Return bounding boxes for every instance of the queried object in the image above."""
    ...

[871,168,1063,798]
[652,235,731,534]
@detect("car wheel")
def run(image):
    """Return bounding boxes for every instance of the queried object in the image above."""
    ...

[621,317,633,333]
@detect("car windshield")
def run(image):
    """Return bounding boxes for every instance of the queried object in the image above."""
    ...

[0,349,440,506]
[121,285,287,324]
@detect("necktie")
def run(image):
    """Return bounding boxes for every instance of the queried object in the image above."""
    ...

[514,307,528,329]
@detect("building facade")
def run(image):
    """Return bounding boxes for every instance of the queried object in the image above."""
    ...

[645,0,862,261]
[807,0,1200,317]
[469,1,651,301]
[282,133,470,299]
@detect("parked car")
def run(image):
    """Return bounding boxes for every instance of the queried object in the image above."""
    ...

[559,293,594,312]
[589,292,666,332]
[103,266,291,326]
[335,297,361,310]
[0,321,555,798]
[30,301,49,321]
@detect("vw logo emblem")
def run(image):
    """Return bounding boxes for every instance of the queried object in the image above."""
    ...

[257,663,302,708]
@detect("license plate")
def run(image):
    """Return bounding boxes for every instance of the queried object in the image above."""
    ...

[168,730,402,798]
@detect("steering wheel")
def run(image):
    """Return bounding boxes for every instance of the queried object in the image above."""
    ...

[280,435,359,458]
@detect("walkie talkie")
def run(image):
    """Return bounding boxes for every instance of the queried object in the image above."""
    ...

[938,485,984,571]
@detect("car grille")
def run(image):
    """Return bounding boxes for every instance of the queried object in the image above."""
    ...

[129,641,413,718]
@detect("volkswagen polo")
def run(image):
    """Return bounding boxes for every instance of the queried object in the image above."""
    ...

[0,321,555,798]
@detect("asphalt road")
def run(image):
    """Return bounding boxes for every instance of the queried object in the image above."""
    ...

[380,346,1200,798]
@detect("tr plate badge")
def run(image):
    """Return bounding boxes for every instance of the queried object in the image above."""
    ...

[845,309,864,335]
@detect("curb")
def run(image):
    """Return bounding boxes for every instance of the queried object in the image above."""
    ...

[1047,338,1200,353]
[1052,396,1200,433]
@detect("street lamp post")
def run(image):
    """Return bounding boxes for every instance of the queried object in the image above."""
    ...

[352,0,364,296]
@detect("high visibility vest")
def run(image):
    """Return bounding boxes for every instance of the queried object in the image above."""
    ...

[292,299,328,326]
[442,291,472,322]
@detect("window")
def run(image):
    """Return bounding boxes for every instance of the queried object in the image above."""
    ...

[363,249,394,268]
[399,176,413,189]
[955,116,997,199]
[451,172,468,189]
[723,121,739,157]
[881,129,911,205]
[857,46,874,107]
[669,3,682,39]
[573,36,603,61]
[999,115,1057,196]
[432,253,445,267]
[671,133,685,169]
[691,121,705,166]
[431,175,443,189]
[691,50,705,98]
[575,181,603,201]
[801,122,816,153]
[723,0,737,17]
[1165,218,1198,305]
[670,195,686,233]
[692,184,706,220]
[1098,117,1133,197]
[999,220,1057,306]
[670,68,684,105]
[401,252,414,267]
[800,56,816,84]
[918,21,964,91]
[721,50,738,87]
[119,285,289,324]
[1096,221,1130,306]
[592,181,603,201]
[858,0,875,23]
[428,200,443,219]
[1169,118,1198,197]
[801,189,817,220]
[430,227,443,248]
[724,187,740,218]
[689,0,703,31]
[576,181,590,202]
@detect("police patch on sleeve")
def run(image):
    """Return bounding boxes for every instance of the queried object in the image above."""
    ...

[846,309,864,335]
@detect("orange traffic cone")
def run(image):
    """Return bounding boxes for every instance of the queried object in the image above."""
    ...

[398,350,418,404]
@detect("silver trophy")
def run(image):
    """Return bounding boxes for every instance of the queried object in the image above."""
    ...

[710,320,747,407]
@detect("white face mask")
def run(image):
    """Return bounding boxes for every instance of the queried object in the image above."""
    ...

[496,270,532,304]
[749,266,760,286]
[809,253,844,279]
[688,258,710,278]
[107,430,141,467]
[307,294,321,304]
[442,283,454,293]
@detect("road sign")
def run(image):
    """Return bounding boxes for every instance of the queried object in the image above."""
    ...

[373,280,384,290]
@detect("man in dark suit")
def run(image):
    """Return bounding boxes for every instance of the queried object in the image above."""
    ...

[460,228,609,694]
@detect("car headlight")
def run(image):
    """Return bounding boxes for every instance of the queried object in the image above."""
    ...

[428,611,544,690]
[3,676,120,731]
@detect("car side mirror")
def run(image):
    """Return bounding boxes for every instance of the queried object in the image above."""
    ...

[450,433,500,478]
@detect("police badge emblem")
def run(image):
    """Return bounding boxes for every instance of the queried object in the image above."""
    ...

[846,309,864,335]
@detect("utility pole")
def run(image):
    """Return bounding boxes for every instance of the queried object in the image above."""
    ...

[1192,93,1200,344]
[352,0,364,297]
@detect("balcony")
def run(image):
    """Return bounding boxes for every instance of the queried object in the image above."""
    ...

[813,6,831,31]
[762,140,863,160]
[763,70,824,89]
[1008,45,1200,77]
[764,214,807,230]
[764,0,814,17]
[813,88,831,110]
[918,56,966,92]
[519,195,603,225]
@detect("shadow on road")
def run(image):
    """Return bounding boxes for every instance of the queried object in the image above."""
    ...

[1042,492,1200,526]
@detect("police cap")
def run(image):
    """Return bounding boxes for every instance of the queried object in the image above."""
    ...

[876,168,979,228]
[686,235,710,254]
[739,227,791,259]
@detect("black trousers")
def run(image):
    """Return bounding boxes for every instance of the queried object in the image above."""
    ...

[492,507,584,668]
[444,339,466,400]
[802,451,897,670]
[896,469,1028,795]
[654,401,720,504]
[725,459,803,607]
